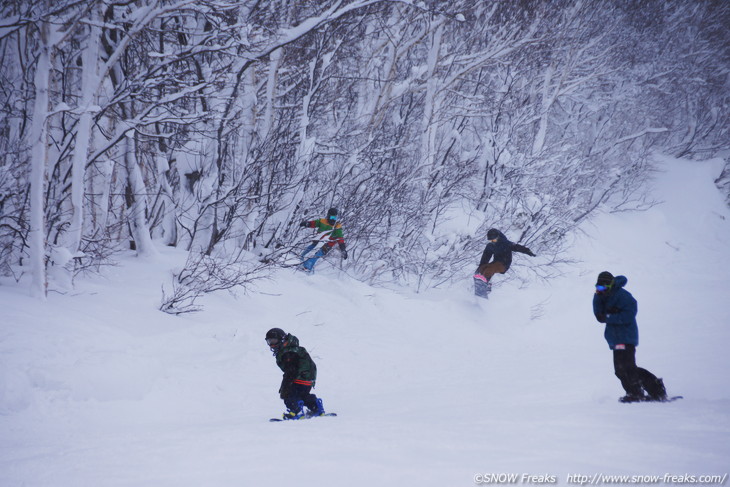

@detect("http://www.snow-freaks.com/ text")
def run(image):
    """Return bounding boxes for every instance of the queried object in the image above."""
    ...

[473,473,728,485]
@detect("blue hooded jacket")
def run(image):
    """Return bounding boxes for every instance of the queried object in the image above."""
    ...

[592,275,639,349]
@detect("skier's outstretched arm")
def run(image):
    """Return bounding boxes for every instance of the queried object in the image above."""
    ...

[512,243,536,257]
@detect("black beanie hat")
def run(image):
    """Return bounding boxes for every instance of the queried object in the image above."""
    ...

[487,228,500,240]
[596,271,614,287]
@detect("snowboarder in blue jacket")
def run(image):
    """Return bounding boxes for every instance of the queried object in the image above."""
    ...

[592,271,667,403]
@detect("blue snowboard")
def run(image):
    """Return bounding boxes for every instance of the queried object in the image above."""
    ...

[270,412,337,422]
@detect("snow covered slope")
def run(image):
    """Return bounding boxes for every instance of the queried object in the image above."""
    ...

[1,155,729,486]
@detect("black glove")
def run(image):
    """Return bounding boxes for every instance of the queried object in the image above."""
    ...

[595,313,607,323]
[342,250,348,260]
[279,381,292,399]
[300,220,308,228]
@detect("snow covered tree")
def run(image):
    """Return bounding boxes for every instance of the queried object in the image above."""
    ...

[1,0,727,300]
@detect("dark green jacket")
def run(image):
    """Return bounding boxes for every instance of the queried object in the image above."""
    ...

[275,333,317,387]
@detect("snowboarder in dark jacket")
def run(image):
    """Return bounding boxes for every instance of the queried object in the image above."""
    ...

[299,207,347,271]
[592,271,667,403]
[474,228,535,292]
[265,328,325,419]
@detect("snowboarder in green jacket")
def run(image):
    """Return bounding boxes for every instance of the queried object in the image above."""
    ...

[265,328,325,419]
[299,207,348,271]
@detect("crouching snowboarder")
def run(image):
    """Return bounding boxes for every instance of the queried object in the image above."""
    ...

[265,328,326,419]
[474,228,535,298]
[592,271,668,403]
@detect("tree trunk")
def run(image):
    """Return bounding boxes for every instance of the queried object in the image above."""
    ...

[28,21,52,299]
[124,134,157,257]
[69,15,101,255]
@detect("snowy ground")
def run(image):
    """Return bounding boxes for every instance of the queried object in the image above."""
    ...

[1,155,729,487]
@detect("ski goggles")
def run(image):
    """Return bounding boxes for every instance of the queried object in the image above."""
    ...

[266,337,280,346]
[328,215,338,221]
[595,284,610,292]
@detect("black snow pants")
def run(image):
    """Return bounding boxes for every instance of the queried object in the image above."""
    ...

[613,344,665,399]
[283,383,319,413]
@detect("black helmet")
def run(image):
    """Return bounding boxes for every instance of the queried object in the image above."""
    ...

[596,271,614,288]
[265,328,286,349]
[487,228,500,241]
[327,207,338,217]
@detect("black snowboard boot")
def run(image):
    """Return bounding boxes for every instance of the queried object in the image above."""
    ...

[619,394,646,403]
[645,378,668,402]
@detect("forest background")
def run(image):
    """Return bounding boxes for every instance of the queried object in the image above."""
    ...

[1,0,728,310]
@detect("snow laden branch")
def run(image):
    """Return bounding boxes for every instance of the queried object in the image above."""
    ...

[595,128,670,155]
[159,251,269,314]
[85,83,207,166]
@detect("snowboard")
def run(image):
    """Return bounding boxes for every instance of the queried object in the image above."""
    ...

[657,395,683,403]
[284,261,314,273]
[473,274,491,299]
[279,255,316,273]
[269,412,337,422]
[619,395,683,404]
